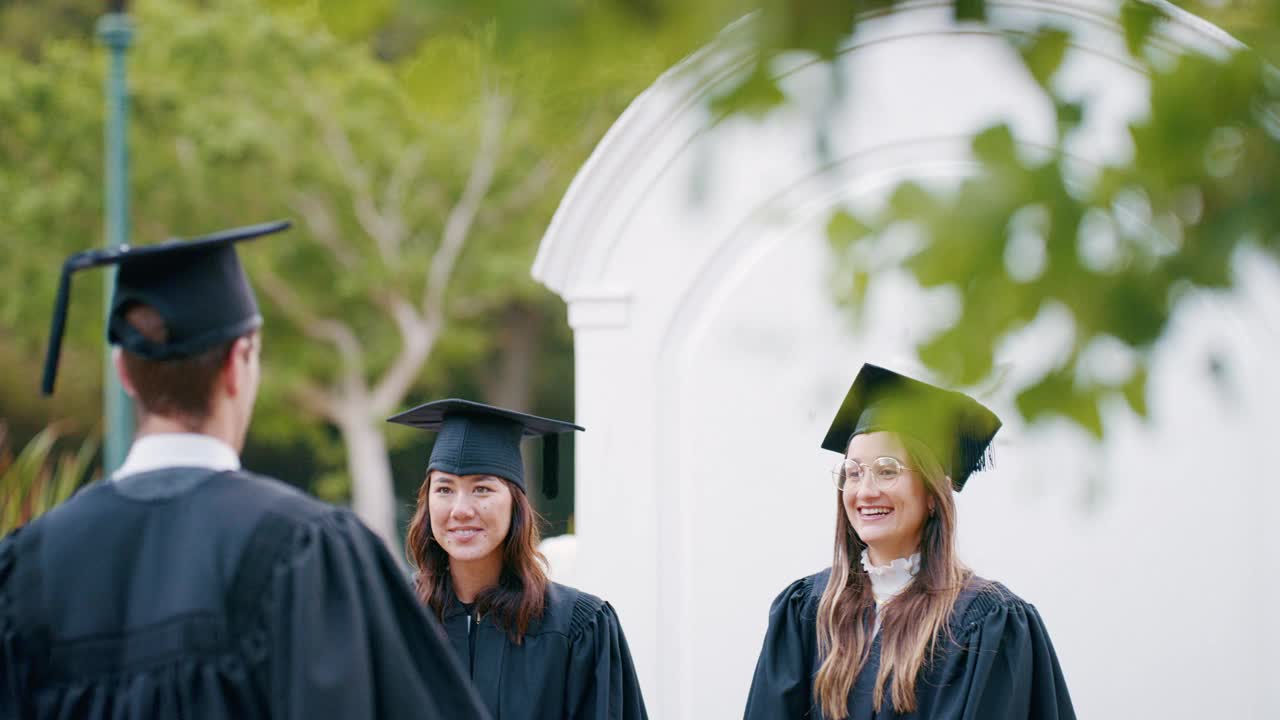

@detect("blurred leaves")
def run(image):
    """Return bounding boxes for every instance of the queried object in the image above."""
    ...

[1121,0,1169,58]
[829,6,1280,436]
[0,422,98,533]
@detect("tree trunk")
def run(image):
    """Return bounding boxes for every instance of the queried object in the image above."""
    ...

[338,410,400,561]
[483,303,542,412]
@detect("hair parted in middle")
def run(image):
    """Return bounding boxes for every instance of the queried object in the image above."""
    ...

[405,473,550,644]
[813,433,982,718]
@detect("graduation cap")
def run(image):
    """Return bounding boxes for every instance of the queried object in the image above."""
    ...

[821,363,1002,491]
[387,399,583,500]
[41,220,291,396]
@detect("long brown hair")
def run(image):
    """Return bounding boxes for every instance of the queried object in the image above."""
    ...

[404,473,550,643]
[813,434,973,717]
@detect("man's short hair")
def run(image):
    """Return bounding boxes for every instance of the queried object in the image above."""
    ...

[119,304,238,423]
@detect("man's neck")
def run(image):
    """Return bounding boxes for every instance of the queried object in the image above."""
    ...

[135,414,242,453]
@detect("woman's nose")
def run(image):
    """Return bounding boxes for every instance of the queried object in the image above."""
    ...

[450,496,477,519]
[855,480,884,501]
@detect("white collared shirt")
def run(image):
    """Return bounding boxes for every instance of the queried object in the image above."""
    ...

[112,433,240,481]
[862,549,922,635]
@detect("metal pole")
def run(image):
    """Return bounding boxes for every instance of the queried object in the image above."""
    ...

[97,11,135,474]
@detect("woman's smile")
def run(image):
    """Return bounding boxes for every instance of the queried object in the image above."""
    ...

[447,526,486,542]
[856,505,894,521]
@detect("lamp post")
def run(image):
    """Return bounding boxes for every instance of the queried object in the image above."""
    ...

[98,1,134,474]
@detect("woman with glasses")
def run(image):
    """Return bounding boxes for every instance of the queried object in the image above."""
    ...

[389,399,649,720]
[743,364,1075,719]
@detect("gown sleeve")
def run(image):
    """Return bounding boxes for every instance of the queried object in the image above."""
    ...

[743,575,819,720]
[0,529,22,719]
[565,599,649,720]
[935,591,1076,720]
[260,509,490,720]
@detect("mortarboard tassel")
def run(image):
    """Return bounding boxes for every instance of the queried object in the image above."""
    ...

[953,431,996,491]
[41,263,77,396]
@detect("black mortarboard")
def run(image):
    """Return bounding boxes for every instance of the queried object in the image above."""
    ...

[821,363,1002,491]
[386,399,583,500]
[41,220,290,395]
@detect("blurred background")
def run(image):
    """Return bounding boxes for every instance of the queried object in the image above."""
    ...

[3,0,1280,717]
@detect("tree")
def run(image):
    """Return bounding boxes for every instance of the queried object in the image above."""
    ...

[0,0,656,550]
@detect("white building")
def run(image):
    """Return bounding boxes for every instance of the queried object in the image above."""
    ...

[533,1,1280,717]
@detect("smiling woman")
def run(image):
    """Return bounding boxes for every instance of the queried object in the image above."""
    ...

[391,399,649,720]
[743,364,1077,720]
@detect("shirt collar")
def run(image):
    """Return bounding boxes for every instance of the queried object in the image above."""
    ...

[112,433,240,481]
[861,548,921,605]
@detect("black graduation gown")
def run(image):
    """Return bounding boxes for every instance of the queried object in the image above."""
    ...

[440,582,648,720]
[0,468,490,720]
[743,568,1076,720]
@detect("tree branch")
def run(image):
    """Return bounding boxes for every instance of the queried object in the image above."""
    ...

[255,266,368,396]
[367,94,510,416]
[289,190,358,270]
[293,379,341,421]
[369,295,437,416]
[479,155,558,226]
[423,92,511,326]
[293,79,403,265]
[385,142,428,227]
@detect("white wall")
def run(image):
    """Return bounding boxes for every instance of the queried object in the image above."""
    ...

[534,1,1279,717]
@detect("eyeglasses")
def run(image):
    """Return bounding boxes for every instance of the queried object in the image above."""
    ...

[831,456,907,491]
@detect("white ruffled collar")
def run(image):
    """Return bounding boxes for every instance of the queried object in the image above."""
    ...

[861,549,921,605]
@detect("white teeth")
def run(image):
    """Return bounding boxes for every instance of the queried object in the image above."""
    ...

[860,508,891,516]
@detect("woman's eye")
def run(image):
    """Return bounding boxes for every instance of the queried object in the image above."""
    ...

[474,486,492,494]
[873,460,902,478]
[433,486,453,495]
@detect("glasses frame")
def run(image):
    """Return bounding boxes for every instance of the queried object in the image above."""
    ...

[831,455,908,492]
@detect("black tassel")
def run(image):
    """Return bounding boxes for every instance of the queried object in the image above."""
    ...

[953,431,996,492]
[41,263,76,396]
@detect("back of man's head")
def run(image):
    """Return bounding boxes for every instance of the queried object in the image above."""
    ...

[118,303,240,427]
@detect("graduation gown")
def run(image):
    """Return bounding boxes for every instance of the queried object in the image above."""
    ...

[0,468,490,720]
[440,582,648,720]
[743,568,1075,719]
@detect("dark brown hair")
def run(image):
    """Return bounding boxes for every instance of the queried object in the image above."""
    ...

[813,434,974,718]
[405,473,550,643]
[119,304,237,426]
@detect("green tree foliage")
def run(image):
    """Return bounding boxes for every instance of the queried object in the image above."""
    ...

[0,0,665,544]
[828,2,1280,435]
[0,422,98,533]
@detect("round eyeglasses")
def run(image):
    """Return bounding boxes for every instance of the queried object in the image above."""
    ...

[831,456,907,491]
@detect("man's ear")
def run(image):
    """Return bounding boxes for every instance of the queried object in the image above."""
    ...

[112,347,139,399]
[221,336,253,398]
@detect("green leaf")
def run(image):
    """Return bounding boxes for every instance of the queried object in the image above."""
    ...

[826,209,873,249]
[1121,364,1149,418]
[708,60,787,119]
[1120,0,1167,58]
[1015,370,1104,438]
[954,0,987,23]
[1017,27,1070,90]
[972,124,1018,168]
